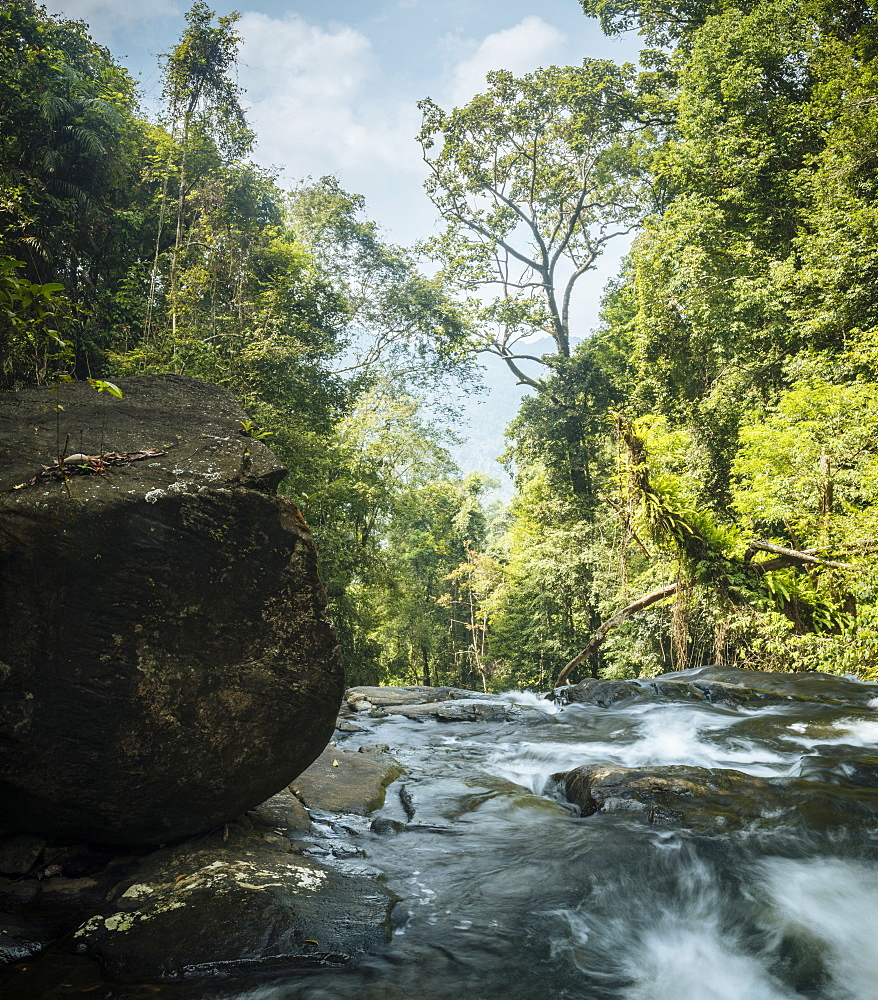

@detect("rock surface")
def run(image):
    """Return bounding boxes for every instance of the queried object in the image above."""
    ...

[0,375,343,844]
[561,664,878,710]
[555,761,878,831]
[72,841,396,980]
[0,834,46,877]
[343,685,516,722]
[345,685,482,710]
[291,746,401,814]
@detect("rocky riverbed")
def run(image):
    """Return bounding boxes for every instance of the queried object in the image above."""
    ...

[4,665,878,999]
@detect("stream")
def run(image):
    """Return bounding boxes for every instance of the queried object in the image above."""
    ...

[11,666,878,1000]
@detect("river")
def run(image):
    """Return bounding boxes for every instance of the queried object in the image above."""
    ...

[11,667,878,1000]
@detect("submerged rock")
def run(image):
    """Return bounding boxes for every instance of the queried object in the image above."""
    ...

[796,745,878,787]
[0,375,343,845]
[73,842,396,980]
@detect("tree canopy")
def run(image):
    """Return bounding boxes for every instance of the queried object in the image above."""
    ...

[4,0,878,689]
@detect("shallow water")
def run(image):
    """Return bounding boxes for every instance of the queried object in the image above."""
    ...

[11,671,878,1000]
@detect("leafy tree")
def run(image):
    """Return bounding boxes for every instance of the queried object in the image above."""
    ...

[288,177,472,398]
[152,2,254,342]
[419,62,651,387]
[0,1,143,350]
[0,256,69,386]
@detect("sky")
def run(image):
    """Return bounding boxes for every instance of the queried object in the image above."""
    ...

[42,0,640,258]
[41,0,642,480]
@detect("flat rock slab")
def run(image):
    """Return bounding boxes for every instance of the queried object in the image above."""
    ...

[291,748,401,815]
[555,762,878,831]
[73,842,396,980]
[390,701,518,723]
[345,686,482,710]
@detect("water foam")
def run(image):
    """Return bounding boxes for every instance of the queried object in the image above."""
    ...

[623,706,789,774]
[760,856,878,999]
[623,924,798,1000]
[498,689,562,715]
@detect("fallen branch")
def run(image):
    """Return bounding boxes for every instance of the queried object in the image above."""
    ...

[553,582,679,689]
[747,539,856,570]
[9,450,168,492]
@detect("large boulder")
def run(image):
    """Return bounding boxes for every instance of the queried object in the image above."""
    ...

[0,375,343,845]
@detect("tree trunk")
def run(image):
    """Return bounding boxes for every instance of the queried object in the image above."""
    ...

[553,583,679,689]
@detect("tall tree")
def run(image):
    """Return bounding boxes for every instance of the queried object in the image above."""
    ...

[418,62,651,388]
[152,2,254,341]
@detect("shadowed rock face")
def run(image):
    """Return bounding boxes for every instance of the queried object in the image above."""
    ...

[0,375,343,845]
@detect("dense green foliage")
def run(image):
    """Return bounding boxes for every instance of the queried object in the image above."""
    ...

[488,0,878,684]
[4,0,878,688]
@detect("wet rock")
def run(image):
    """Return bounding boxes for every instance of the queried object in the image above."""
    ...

[561,679,646,708]
[561,665,878,711]
[291,747,401,815]
[0,375,343,845]
[58,849,117,880]
[0,834,46,877]
[344,686,481,710]
[0,877,38,909]
[391,700,518,723]
[796,745,878,787]
[73,841,397,980]
[0,913,55,964]
[675,664,878,708]
[561,676,791,708]
[248,789,311,835]
[370,818,406,835]
[335,719,366,733]
[555,762,878,831]
[34,876,111,915]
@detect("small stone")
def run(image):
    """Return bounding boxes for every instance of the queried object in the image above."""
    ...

[370,818,406,835]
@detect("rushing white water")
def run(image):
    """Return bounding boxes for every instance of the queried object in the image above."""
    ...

[623,925,799,1000]
[759,857,878,1000]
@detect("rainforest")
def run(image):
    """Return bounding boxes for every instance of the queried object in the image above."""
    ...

[3,0,878,692]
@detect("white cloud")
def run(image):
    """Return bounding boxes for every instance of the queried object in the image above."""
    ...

[42,0,177,34]
[448,15,566,106]
[237,12,429,243]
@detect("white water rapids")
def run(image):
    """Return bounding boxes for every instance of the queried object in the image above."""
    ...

[235,671,878,1000]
